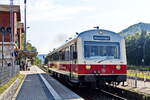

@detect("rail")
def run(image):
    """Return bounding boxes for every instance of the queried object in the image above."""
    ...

[100,89,127,100]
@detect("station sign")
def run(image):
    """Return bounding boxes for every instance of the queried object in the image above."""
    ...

[93,35,110,40]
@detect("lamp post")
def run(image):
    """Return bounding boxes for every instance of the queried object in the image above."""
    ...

[10,0,14,77]
[143,38,147,67]
[24,0,28,70]
[24,0,27,51]
[134,45,141,88]
[143,37,148,86]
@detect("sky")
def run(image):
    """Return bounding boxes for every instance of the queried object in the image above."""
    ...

[1,0,150,54]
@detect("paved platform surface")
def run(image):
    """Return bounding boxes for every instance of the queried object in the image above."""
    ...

[36,66,84,100]
[16,74,54,100]
[16,66,84,100]
[118,78,150,95]
[43,74,83,100]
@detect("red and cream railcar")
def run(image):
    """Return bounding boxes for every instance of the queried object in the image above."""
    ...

[48,29,127,86]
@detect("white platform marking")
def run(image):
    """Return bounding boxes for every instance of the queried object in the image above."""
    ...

[39,73,63,100]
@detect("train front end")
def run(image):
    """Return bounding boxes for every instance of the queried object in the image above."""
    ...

[76,29,127,85]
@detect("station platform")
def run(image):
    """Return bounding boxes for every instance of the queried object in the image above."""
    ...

[15,66,84,100]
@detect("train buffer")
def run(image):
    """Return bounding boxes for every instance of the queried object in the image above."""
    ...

[13,66,84,100]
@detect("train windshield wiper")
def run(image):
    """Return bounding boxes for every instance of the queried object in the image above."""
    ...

[97,58,113,63]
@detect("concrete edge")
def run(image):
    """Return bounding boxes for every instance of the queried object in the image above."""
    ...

[116,85,150,99]
[12,75,26,100]
[39,73,63,100]
[0,78,19,100]
[118,85,150,96]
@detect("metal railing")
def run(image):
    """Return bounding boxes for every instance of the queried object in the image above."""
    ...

[0,65,20,86]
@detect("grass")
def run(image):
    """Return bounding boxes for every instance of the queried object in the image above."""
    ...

[0,74,25,95]
[127,65,150,71]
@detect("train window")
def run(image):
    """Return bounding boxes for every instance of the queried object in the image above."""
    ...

[70,43,77,60]
[65,47,70,61]
[70,45,74,60]
[59,51,65,61]
[50,54,53,61]
[84,41,120,59]
[53,52,59,60]
[62,51,65,61]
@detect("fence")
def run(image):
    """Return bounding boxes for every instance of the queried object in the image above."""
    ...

[127,76,150,88]
[0,65,20,86]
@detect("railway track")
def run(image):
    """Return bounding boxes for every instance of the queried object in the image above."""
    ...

[69,86,127,100]
[59,79,128,100]
[100,89,127,100]
[54,77,128,100]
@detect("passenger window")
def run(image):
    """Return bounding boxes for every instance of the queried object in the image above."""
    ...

[70,42,77,60]
[65,47,69,61]
[59,51,64,61]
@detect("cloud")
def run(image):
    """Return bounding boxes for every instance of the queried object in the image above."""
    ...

[26,0,95,22]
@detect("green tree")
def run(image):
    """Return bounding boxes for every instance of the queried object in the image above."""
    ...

[126,30,150,66]
[44,56,49,64]
[33,57,41,65]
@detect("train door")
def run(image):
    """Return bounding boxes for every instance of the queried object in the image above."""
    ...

[69,42,78,82]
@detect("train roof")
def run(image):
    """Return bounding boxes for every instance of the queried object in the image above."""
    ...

[77,29,123,38]
[49,38,77,55]
[49,29,123,55]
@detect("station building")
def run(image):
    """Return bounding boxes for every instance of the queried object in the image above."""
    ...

[0,5,24,85]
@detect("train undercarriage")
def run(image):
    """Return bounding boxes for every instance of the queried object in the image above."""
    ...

[48,69,126,88]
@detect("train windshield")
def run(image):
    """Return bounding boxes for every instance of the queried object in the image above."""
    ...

[84,41,120,59]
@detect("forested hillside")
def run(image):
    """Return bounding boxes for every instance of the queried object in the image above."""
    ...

[126,30,150,66]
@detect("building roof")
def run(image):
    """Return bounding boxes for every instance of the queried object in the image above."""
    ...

[0,5,21,21]
[16,50,38,58]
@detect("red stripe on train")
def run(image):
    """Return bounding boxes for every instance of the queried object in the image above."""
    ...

[77,64,126,74]
[49,64,127,75]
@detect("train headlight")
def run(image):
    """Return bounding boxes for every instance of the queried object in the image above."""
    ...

[116,65,121,70]
[85,65,91,70]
